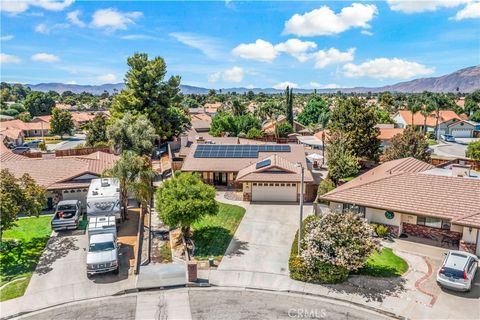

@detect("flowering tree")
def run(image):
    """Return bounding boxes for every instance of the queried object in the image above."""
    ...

[302,211,379,271]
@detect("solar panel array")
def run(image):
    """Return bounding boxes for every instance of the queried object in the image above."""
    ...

[193,144,290,158]
[256,159,271,169]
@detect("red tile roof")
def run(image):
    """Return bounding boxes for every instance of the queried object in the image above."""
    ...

[396,110,461,127]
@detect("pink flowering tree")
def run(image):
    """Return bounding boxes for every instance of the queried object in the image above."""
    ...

[302,211,380,272]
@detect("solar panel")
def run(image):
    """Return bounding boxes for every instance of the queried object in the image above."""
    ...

[256,159,271,169]
[194,144,291,158]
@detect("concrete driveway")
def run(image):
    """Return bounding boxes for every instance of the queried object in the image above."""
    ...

[432,142,468,158]
[218,203,312,275]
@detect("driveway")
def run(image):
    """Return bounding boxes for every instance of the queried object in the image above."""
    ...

[218,203,312,275]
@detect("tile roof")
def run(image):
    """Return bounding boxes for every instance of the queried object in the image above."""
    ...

[396,110,461,127]
[320,158,480,228]
[1,151,118,190]
[191,113,212,130]
[377,128,405,140]
[0,127,23,140]
[181,141,311,178]
[236,154,313,183]
[1,119,50,131]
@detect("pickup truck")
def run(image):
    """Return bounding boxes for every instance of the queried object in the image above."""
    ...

[51,200,82,231]
[86,216,119,277]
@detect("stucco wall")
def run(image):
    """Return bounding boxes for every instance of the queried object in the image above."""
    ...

[462,227,478,244]
[366,207,402,226]
[451,224,464,233]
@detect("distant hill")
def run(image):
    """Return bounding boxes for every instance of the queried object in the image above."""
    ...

[26,65,479,95]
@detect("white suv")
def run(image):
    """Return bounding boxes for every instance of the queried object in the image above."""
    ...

[437,250,478,292]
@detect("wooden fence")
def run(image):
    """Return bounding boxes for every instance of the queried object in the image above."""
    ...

[24,146,114,158]
[430,156,480,170]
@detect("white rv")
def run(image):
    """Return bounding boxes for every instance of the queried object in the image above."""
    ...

[86,178,122,222]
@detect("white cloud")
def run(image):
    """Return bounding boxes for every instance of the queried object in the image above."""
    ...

[96,73,117,83]
[283,3,377,36]
[274,39,317,62]
[170,32,222,59]
[34,22,68,34]
[209,66,244,83]
[361,30,374,36]
[312,48,355,69]
[0,53,21,64]
[0,35,14,41]
[67,9,86,27]
[0,0,74,14]
[91,8,142,32]
[66,80,77,84]
[343,58,434,80]
[31,53,60,62]
[309,82,340,89]
[121,34,155,40]
[453,2,480,20]
[272,81,298,90]
[232,39,278,62]
[387,0,470,13]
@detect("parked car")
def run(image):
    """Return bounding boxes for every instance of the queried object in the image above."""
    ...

[51,200,82,231]
[23,139,42,148]
[437,250,478,291]
[441,134,456,142]
[11,146,30,154]
[87,216,119,277]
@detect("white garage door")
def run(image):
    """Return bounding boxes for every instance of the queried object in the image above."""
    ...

[451,129,472,138]
[252,182,297,202]
[62,188,88,209]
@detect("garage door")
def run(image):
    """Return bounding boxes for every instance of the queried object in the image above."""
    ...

[451,129,472,138]
[62,188,88,209]
[252,182,297,202]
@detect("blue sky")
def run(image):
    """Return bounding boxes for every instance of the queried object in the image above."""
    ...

[1,0,479,89]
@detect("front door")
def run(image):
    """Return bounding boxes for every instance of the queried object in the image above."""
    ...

[214,172,228,186]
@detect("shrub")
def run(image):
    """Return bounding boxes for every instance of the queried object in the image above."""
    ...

[311,261,349,283]
[317,179,335,204]
[246,127,263,139]
[375,224,389,238]
[38,141,46,151]
[0,108,19,117]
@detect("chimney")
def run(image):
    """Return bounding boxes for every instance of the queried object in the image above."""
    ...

[196,136,205,144]
[451,164,471,177]
[180,134,188,147]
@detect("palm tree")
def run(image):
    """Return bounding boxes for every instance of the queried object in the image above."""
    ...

[407,96,422,129]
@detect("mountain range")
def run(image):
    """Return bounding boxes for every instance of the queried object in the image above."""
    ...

[26,65,480,95]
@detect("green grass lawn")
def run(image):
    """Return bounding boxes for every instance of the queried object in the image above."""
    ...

[355,248,408,277]
[0,216,52,301]
[191,202,245,260]
[428,139,438,146]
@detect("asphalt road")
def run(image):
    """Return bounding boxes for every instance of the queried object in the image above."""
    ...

[47,134,86,151]
[432,142,467,158]
[14,288,393,320]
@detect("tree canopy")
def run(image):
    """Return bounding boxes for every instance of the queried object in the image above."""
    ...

[155,172,218,235]
[329,97,380,162]
[49,108,74,138]
[326,133,359,184]
[24,91,55,116]
[85,113,109,147]
[209,112,261,137]
[297,96,329,126]
[110,53,189,140]
[107,112,158,156]
[383,127,430,162]
[466,140,480,161]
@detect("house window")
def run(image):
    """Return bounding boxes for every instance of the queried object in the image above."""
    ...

[342,203,366,217]
[280,183,285,187]
[275,183,279,186]
[417,216,451,230]
[253,183,257,186]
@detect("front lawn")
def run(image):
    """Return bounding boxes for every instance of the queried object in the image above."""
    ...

[192,202,245,260]
[355,248,408,277]
[0,216,52,301]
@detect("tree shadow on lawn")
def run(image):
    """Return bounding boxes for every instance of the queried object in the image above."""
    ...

[192,226,248,259]
[0,236,51,281]
[324,275,406,303]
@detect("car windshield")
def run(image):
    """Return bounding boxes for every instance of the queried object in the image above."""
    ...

[58,205,76,211]
[441,267,464,279]
[89,241,115,252]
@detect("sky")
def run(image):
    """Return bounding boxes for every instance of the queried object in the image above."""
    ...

[0,0,479,89]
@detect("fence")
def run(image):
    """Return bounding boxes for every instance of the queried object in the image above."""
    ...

[24,146,114,158]
[430,156,480,170]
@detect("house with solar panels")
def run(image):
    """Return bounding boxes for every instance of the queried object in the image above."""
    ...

[181,140,316,202]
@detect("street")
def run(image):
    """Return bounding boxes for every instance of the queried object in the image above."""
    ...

[47,134,86,151]
[432,142,468,158]
[16,288,394,320]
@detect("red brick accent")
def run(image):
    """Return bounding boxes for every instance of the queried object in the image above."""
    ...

[243,192,251,201]
[402,222,462,242]
[187,261,197,282]
[459,240,477,255]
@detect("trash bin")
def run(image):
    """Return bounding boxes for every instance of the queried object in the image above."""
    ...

[208,257,215,267]
[187,261,197,282]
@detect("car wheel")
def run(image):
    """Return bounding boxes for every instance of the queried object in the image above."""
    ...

[113,267,119,275]
[87,273,92,279]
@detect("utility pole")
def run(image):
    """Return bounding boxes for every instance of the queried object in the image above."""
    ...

[297,162,304,255]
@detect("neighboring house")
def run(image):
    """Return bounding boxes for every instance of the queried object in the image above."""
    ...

[1,143,118,210]
[1,119,50,137]
[204,102,222,115]
[33,111,99,129]
[190,113,212,133]
[0,127,25,145]
[392,110,461,136]
[447,120,479,138]
[262,115,306,135]
[376,124,405,150]
[318,157,480,257]
[180,137,316,202]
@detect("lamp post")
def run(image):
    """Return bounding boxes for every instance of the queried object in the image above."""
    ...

[296,162,304,256]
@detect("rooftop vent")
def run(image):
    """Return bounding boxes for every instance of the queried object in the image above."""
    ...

[100,178,110,187]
